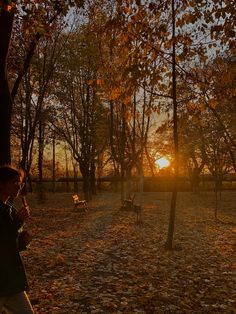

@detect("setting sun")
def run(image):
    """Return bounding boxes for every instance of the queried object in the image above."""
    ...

[156,157,170,169]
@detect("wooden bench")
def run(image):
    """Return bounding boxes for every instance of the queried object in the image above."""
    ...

[72,194,88,211]
[121,194,135,211]
[120,195,142,224]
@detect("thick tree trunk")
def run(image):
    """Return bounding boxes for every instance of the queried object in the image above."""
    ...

[79,163,92,201]
[0,9,14,165]
[73,164,79,193]
[82,172,91,201]
[83,176,91,201]
[0,77,11,165]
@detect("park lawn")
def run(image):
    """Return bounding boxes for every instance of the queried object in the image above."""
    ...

[20,191,236,314]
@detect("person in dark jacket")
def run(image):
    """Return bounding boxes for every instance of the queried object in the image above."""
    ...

[0,166,34,314]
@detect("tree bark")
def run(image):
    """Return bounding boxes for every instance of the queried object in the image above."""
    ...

[11,33,41,101]
[165,0,179,250]
[120,103,126,202]
[0,9,14,165]
[37,119,45,203]
[52,136,56,193]
[65,145,70,193]
[90,154,96,195]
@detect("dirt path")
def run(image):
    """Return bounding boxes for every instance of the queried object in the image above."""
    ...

[22,192,236,313]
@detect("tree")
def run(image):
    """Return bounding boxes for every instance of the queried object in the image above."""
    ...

[0,0,84,166]
[11,19,69,199]
[110,0,236,248]
[51,28,108,200]
[181,54,236,173]
[0,3,14,164]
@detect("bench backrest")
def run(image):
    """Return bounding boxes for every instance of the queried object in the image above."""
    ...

[73,194,80,202]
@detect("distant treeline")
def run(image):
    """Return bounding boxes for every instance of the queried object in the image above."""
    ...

[30,176,236,193]
[31,174,236,182]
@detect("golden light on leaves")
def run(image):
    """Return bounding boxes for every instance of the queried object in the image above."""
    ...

[155,157,170,169]
[96,79,104,86]
[0,1,12,12]
[110,87,121,101]
[208,99,218,109]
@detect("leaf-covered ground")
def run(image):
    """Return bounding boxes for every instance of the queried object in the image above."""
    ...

[21,191,236,314]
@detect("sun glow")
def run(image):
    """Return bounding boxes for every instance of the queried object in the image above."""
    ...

[156,157,170,169]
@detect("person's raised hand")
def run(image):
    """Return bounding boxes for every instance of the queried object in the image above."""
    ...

[18,230,32,251]
[16,205,30,221]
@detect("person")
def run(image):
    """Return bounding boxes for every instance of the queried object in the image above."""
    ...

[0,166,34,314]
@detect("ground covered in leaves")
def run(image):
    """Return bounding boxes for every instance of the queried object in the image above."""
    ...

[20,191,236,314]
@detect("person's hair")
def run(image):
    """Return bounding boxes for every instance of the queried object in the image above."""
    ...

[0,165,24,184]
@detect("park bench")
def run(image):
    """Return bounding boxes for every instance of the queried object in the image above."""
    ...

[121,194,135,211]
[72,194,88,211]
[120,194,142,224]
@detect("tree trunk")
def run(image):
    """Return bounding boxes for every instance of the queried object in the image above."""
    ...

[82,172,91,201]
[126,167,132,198]
[73,163,79,193]
[189,167,201,193]
[214,177,218,220]
[0,9,14,165]
[65,146,70,193]
[97,150,104,190]
[37,120,45,203]
[79,163,92,201]
[52,136,56,193]
[11,34,41,101]
[90,163,96,195]
[27,137,35,193]
[120,103,126,202]
[139,86,146,208]
[90,147,96,195]
[165,0,179,250]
